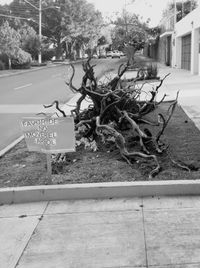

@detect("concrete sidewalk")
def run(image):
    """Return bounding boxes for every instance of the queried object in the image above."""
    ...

[157,64,200,130]
[119,62,200,131]
[1,196,200,268]
[0,61,59,78]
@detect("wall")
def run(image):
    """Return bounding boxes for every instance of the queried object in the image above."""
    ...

[175,6,200,74]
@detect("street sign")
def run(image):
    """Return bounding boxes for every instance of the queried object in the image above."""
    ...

[21,116,75,154]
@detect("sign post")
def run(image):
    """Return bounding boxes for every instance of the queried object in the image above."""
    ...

[46,154,52,178]
[21,116,75,178]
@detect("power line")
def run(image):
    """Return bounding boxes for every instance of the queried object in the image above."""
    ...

[0,13,32,20]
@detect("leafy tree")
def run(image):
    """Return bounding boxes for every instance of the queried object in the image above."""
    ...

[0,21,32,68]
[57,0,103,59]
[0,3,12,26]
[0,21,21,68]
[4,0,103,59]
[97,36,107,46]
[111,12,148,66]
[18,24,40,60]
[11,47,32,69]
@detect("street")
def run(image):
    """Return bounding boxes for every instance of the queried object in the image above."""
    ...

[0,58,126,152]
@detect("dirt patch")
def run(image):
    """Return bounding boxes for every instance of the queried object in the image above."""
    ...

[0,103,200,188]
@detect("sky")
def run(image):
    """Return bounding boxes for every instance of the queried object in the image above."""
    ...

[87,0,171,27]
[0,0,171,26]
[1,0,199,27]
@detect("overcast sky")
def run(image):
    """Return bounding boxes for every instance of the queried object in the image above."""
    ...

[1,0,199,27]
[87,0,171,26]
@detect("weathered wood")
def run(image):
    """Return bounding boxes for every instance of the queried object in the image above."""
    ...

[45,59,179,178]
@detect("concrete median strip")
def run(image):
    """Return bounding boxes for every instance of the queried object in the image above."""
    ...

[0,135,24,158]
[1,65,200,203]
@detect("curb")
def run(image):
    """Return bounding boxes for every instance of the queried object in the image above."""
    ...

[0,64,59,78]
[0,59,84,79]
[1,180,200,204]
[0,135,24,158]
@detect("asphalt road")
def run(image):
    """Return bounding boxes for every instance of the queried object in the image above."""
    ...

[0,58,126,152]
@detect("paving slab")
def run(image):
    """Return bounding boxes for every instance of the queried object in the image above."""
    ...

[0,216,40,268]
[45,197,142,215]
[149,264,200,268]
[143,196,200,210]
[144,208,200,266]
[16,199,146,268]
[0,201,48,218]
[2,197,200,267]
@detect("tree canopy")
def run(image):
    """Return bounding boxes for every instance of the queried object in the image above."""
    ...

[0,21,31,68]
[18,24,40,60]
[111,11,149,66]
[1,0,103,59]
[0,21,20,59]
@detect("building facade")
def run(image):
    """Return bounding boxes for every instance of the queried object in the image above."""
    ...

[147,1,200,75]
[158,8,175,66]
[173,5,200,74]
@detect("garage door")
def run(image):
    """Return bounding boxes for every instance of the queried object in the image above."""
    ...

[181,34,191,70]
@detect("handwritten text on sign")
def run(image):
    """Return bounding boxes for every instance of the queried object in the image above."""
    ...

[21,116,75,153]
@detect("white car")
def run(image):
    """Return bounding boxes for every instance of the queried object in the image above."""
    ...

[112,50,121,58]
[119,51,125,57]
[106,51,113,57]
[83,53,88,59]
[92,54,98,58]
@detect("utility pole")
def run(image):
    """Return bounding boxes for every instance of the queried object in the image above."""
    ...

[23,0,41,63]
[38,0,42,64]
[174,0,177,26]
[124,0,128,38]
[23,0,59,64]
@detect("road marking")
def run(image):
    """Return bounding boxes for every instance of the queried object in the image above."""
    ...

[14,83,32,90]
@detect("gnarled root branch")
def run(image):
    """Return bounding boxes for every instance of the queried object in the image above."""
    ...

[44,100,66,117]
[156,91,179,143]
[96,116,161,179]
[120,110,149,154]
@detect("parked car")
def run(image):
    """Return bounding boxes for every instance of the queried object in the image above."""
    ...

[92,54,98,59]
[99,51,107,58]
[112,50,121,58]
[106,51,113,57]
[119,51,125,57]
[83,53,88,59]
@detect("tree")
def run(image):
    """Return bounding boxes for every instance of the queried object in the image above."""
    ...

[0,21,20,68]
[58,0,103,60]
[18,24,40,60]
[45,59,181,179]
[5,0,103,59]
[111,12,148,67]
[0,4,7,23]
[97,36,107,46]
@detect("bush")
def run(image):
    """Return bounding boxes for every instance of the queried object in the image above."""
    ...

[42,48,56,62]
[0,53,9,69]
[0,60,5,70]
[31,61,47,67]
[146,63,158,79]
[11,49,32,69]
